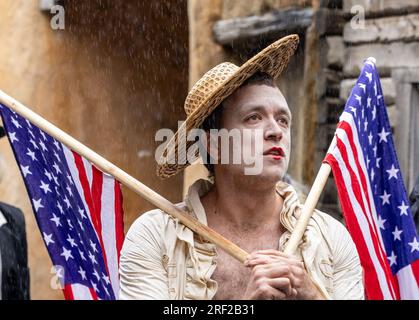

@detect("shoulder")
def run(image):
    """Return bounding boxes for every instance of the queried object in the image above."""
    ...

[311,211,364,299]
[123,201,188,250]
[311,209,347,234]
[120,202,191,272]
[127,209,167,236]
[124,209,169,250]
[312,209,359,262]
[0,202,26,238]
[310,209,355,253]
[0,202,25,227]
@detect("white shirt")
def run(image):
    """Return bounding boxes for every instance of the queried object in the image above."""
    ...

[119,179,365,300]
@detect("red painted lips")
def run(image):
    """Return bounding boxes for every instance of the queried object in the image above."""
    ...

[263,146,285,160]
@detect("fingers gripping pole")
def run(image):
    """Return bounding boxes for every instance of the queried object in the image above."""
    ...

[284,163,332,255]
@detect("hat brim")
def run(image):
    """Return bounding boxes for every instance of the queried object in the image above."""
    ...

[157,34,299,178]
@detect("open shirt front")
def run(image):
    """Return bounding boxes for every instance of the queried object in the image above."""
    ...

[119,179,364,300]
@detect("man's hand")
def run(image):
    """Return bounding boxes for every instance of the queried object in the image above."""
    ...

[242,249,324,300]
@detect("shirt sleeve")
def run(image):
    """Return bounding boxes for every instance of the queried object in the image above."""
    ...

[118,211,170,300]
[331,220,365,300]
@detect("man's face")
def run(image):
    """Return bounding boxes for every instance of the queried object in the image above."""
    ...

[213,83,291,183]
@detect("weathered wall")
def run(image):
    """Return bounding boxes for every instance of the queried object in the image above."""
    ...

[188,0,311,85]
[0,0,188,299]
[221,0,310,19]
[314,0,419,209]
[341,0,419,190]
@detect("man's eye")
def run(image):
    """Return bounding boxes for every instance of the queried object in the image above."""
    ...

[278,116,289,126]
[246,114,260,122]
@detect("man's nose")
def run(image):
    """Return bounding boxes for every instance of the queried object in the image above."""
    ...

[264,117,283,141]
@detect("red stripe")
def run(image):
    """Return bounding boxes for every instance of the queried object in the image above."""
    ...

[114,181,125,266]
[332,140,398,299]
[72,152,96,228]
[91,165,111,276]
[63,284,74,300]
[334,132,396,295]
[339,122,375,232]
[72,152,110,274]
[325,154,385,299]
[336,122,399,298]
[412,259,419,286]
[89,287,98,300]
[335,134,388,264]
[91,166,103,233]
[339,121,391,267]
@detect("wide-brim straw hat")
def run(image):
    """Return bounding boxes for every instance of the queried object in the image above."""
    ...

[157,34,299,178]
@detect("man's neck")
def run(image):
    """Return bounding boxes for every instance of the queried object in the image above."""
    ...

[202,174,284,234]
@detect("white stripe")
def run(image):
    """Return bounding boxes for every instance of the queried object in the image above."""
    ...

[332,147,394,299]
[83,158,93,189]
[396,265,419,299]
[339,112,397,298]
[100,174,120,298]
[335,127,385,249]
[62,145,98,239]
[71,283,94,300]
[335,127,396,298]
[340,112,387,250]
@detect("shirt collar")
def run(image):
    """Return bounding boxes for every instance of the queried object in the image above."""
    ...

[184,178,302,230]
[0,209,7,228]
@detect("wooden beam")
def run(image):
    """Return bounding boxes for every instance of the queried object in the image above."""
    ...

[213,7,313,47]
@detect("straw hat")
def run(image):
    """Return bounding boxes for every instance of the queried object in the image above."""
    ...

[157,34,299,178]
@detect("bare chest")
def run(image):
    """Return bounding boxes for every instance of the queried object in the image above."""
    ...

[211,234,280,300]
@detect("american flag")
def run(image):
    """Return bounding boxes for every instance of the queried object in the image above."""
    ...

[324,59,419,299]
[0,103,124,300]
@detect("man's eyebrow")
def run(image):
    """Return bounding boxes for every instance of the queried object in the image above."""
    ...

[240,104,292,119]
[240,105,265,113]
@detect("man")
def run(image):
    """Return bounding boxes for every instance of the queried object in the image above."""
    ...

[0,126,30,300]
[119,35,364,300]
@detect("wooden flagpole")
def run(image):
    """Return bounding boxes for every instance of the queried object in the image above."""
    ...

[283,128,341,256]
[284,163,331,255]
[0,89,249,263]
